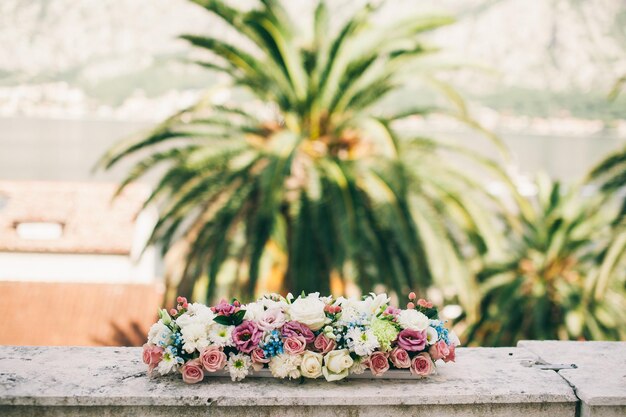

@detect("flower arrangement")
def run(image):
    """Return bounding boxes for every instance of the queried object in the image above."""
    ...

[143,292,458,383]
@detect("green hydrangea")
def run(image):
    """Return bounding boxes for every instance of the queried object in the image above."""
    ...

[370,317,399,352]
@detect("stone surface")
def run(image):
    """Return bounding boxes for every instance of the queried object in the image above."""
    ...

[519,341,626,417]
[0,346,577,415]
[518,341,626,405]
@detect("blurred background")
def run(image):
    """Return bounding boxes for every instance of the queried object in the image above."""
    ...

[1,0,624,347]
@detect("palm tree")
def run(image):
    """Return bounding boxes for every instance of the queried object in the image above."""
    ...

[465,174,626,346]
[99,0,506,306]
[589,76,626,220]
[588,145,626,220]
[608,74,626,101]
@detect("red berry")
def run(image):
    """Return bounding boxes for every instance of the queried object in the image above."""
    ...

[417,299,433,308]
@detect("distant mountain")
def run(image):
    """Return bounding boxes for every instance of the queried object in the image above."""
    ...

[0,0,624,121]
[442,0,626,91]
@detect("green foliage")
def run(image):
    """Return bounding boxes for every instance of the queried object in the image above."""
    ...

[608,74,626,101]
[588,143,626,221]
[213,310,246,326]
[100,0,505,305]
[466,174,626,346]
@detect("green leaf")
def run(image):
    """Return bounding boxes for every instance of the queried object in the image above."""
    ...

[213,315,233,326]
[232,309,247,326]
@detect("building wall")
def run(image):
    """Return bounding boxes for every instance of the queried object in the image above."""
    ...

[0,281,163,346]
[0,249,159,284]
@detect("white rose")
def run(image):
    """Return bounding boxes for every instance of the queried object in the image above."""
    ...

[300,351,323,379]
[323,349,353,381]
[397,309,429,331]
[288,295,328,331]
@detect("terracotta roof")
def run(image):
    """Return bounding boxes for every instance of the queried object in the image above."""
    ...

[0,181,149,255]
[0,281,163,346]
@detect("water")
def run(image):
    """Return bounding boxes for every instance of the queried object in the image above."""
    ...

[0,117,624,183]
[0,117,151,182]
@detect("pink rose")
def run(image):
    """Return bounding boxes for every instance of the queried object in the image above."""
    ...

[281,321,315,344]
[429,340,450,361]
[367,351,390,377]
[389,347,411,369]
[283,335,307,355]
[232,320,262,353]
[313,334,337,354]
[142,344,163,372]
[443,344,456,363]
[251,348,270,364]
[200,346,226,372]
[410,352,434,377]
[251,348,270,371]
[396,329,427,352]
[258,308,286,331]
[181,359,204,384]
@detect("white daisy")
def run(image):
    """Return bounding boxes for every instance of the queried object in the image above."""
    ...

[268,354,302,379]
[335,306,360,326]
[208,324,234,347]
[226,353,252,382]
[176,303,215,327]
[180,322,210,353]
[155,352,179,375]
[349,357,368,375]
[346,327,380,356]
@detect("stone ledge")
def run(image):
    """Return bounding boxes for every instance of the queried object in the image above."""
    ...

[0,343,620,417]
[518,341,626,417]
[0,403,576,417]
